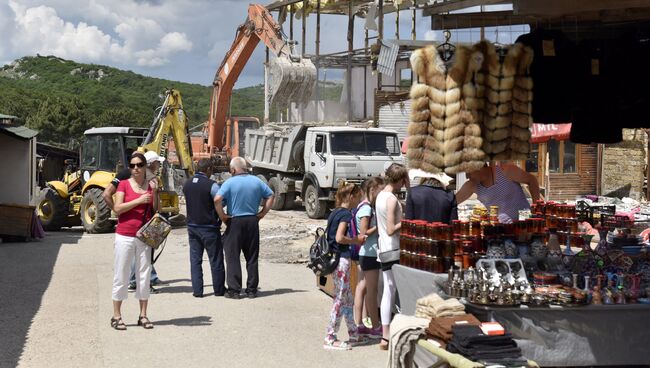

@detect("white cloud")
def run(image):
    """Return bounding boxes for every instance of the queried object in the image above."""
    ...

[6,0,192,68]
[160,32,192,53]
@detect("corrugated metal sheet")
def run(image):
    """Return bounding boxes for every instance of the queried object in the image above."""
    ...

[377,99,410,141]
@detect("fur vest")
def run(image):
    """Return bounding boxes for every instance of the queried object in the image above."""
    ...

[407,45,486,175]
[476,41,534,161]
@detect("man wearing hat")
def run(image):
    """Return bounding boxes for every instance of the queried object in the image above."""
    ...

[404,169,458,224]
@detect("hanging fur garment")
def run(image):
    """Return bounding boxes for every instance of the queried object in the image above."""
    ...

[455,49,486,174]
[511,46,534,160]
[479,41,525,161]
[406,82,430,170]
[407,45,486,174]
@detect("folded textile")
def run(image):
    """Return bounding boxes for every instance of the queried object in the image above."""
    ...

[448,341,522,361]
[427,314,482,342]
[447,324,522,361]
[415,293,465,319]
[387,314,429,368]
[478,358,531,368]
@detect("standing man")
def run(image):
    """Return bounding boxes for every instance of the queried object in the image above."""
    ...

[182,159,225,298]
[215,157,274,299]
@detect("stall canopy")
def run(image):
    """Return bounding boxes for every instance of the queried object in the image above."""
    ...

[530,123,571,144]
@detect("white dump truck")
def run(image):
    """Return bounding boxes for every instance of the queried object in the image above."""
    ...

[245,123,405,218]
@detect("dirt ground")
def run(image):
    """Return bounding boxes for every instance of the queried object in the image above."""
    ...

[0,207,387,368]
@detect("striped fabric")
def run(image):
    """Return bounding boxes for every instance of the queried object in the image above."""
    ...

[475,166,530,223]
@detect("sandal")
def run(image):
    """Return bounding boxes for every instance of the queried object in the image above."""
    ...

[349,334,371,346]
[137,316,154,329]
[323,337,351,351]
[110,317,127,331]
[379,337,389,351]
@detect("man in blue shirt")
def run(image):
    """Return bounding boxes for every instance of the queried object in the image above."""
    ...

[215,157,274,299]
[183,159,225,297]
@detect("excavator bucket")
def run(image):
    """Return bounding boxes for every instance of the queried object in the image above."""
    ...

[267,55,317,108]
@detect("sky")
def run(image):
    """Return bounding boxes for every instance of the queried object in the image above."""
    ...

[0,1,524,88]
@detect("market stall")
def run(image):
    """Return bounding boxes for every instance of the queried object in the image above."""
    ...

[393,199,650,366]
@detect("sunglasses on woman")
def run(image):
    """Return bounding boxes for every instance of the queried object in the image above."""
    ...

[129,162,146,169]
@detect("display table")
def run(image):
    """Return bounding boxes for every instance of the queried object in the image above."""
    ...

[393,264,650,366]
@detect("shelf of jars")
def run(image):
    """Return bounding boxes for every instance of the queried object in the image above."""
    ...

[400,201,650,307]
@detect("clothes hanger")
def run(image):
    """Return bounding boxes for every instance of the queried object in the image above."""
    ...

[437,30,456,62]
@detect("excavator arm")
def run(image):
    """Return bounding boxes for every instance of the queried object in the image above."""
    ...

[141,89,194,177]
[206,3,315,153]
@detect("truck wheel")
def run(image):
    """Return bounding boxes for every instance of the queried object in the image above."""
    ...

[268,177,286,211]
[80,188,114,233]
[256,174,268,185]
[305,184,327,219]
[35,187,69,231]
[283,192,296,210]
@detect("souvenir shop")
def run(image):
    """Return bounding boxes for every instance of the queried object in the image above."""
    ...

[392,1,650,367]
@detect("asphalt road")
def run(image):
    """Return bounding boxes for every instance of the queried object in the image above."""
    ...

[0,224,387,368]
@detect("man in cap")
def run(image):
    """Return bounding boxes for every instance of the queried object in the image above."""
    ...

[404,169,458,224]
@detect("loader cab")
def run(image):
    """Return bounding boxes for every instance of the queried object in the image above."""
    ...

[80,127,148,185]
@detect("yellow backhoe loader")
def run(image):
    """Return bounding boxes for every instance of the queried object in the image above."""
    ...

[36,89,194,233]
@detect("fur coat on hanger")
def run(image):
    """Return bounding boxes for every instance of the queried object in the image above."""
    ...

[475,41,534,161]
[407,45,486,175]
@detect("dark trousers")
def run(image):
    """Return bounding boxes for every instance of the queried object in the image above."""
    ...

[188,226,225,296]
[223,216,260,292]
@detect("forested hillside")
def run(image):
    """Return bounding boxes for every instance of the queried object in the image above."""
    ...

[0,55,286,147]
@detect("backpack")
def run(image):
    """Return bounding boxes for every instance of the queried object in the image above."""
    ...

[349,202,372,261]
[307,210,344,277]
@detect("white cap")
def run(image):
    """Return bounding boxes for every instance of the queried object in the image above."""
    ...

[408,169,453,187]
[144,151,165,164]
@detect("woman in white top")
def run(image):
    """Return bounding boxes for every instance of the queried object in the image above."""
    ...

[375,163,410,350]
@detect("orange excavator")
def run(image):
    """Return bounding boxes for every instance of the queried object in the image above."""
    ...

[194,3,316,172]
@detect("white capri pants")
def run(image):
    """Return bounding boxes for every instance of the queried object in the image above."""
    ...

[113,234,152,301]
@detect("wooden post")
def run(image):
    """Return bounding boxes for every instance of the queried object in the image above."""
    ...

[347,1,354,122]
[396,6,400,40]
[290,5,294,40]
[302,0,307,56]
[412,7,416,40]
[315,0,321,122]
[378,0,384,91]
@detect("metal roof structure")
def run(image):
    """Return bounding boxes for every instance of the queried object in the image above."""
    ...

[0,124,38,140]
[83,127,149,135]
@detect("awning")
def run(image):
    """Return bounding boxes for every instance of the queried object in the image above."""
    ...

[530,123,571,144]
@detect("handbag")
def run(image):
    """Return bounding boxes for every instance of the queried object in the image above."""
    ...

[377,249,400,264]
[136,205,172,250]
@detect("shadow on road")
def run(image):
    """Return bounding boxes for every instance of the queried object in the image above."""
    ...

[256,288,308,298]
[153,316,212,327]
[159,285,195,294]
[0,229,83,367]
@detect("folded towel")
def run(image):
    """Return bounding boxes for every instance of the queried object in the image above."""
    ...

[414,293,465,319]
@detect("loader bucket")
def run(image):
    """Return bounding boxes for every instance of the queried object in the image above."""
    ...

[268,55,317,108]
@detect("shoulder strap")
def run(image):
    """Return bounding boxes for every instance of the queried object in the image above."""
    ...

[151,236,167,264]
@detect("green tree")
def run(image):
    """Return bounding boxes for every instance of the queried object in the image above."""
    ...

[27,96,90,146]
[93,107,146,128]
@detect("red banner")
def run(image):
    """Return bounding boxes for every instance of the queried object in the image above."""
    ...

[530,123,571,143]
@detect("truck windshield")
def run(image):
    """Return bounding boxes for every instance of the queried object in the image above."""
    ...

[330,132,400,156]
